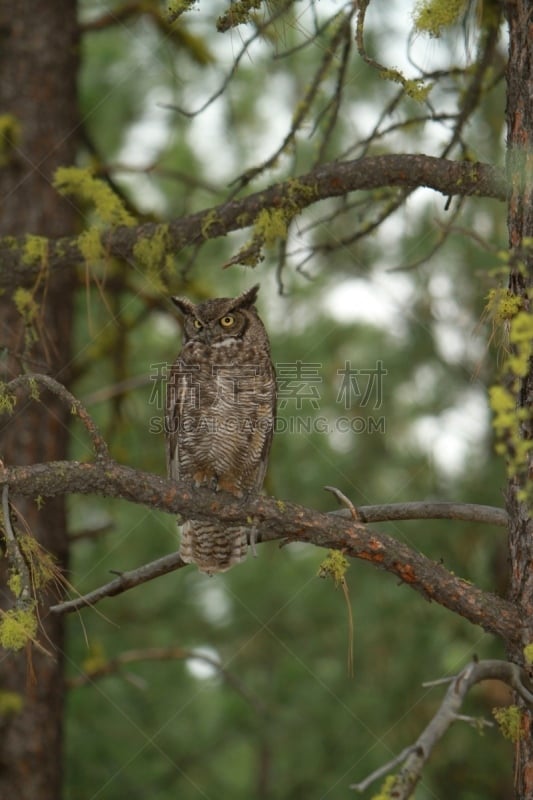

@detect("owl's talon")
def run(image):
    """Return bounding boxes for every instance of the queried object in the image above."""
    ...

[249,526,258,558]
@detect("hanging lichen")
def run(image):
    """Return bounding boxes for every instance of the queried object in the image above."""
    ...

[413,0,468,37]
[492,705,523,743]
[53,166,136,227]
[0,605,38,651]
[318,550,354,676]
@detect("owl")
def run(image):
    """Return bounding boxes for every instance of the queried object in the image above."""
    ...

[166,284,276,574]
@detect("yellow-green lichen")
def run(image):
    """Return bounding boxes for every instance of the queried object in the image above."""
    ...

[13,287,37,320]
[167,0,199,20]
[78,227,105,264]
[53,166,136,227]
[0,382,17,414]
[371,775,397,800]
[28,377,40,402]
[0,690,24,715]
[21,234,48,267]
[200,209,220,240]
[485,288,523,323]
[0,606,38,651]
[7,572,22,599]
[0,114,22,166]
[318,549,350,587]
[492,705,523,743]
[413,0,468,37]
[217,0,260,31]
[82,641,107,675]
[378,68,432,102]
[18,534,57,590]
[254,208,289,248]
[523,643,533,665]
[508,311,533,378]
[132,224,174,291]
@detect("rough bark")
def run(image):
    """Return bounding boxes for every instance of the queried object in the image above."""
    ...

[0,2,79,798]
[0,459,521,646]
[503,0,533,796]
[0,155,508,290]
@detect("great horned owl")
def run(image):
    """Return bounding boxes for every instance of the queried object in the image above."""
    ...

[166,284,276,574]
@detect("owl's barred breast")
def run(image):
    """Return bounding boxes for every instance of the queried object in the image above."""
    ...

[176,337,275,494]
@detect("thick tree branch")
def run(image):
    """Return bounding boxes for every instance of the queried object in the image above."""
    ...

[0,155,506,289]
[0,459,519,644]
[351,659,533,798]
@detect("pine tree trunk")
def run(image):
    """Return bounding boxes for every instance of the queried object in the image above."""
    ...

[0,2,79,798]
[503,0,533,795]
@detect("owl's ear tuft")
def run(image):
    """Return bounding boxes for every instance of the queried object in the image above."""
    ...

[171,296,196,316]
[234,284,260,309]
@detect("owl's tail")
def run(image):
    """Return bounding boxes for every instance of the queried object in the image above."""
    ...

[179,520,248,575]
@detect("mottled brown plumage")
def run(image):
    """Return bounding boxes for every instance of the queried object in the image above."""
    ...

[166,284,276,574]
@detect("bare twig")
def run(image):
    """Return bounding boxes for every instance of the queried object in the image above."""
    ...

[51,549,187,613]
[351,659,533,797]
[324,485,361,521]
[4,374,109,459]
[333,500,507,528]
[1,485,32,604]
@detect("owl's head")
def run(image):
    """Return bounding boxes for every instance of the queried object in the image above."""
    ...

[171,284,262,346]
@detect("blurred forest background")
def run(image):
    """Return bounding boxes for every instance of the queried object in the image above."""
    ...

[4,0,517,797]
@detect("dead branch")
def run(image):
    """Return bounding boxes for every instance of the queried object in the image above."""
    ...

[351,659,533,798]
[4,374,109,459]
[333,501,507,527]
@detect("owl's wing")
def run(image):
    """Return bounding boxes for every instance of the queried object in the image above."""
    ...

[248,362,277,493]
[165,359,185,481]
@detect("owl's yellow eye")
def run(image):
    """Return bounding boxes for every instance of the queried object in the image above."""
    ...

[220,315,235,327]
[193,319,203,329]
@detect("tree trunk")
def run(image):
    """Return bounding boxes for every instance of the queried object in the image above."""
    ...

[0,2,79,798]
[503,0,533,796]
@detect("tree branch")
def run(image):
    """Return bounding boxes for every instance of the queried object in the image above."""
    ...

[0,155,506,289]
[0,459,519,644]
[351,659,533,798]
[334,501,508,527]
